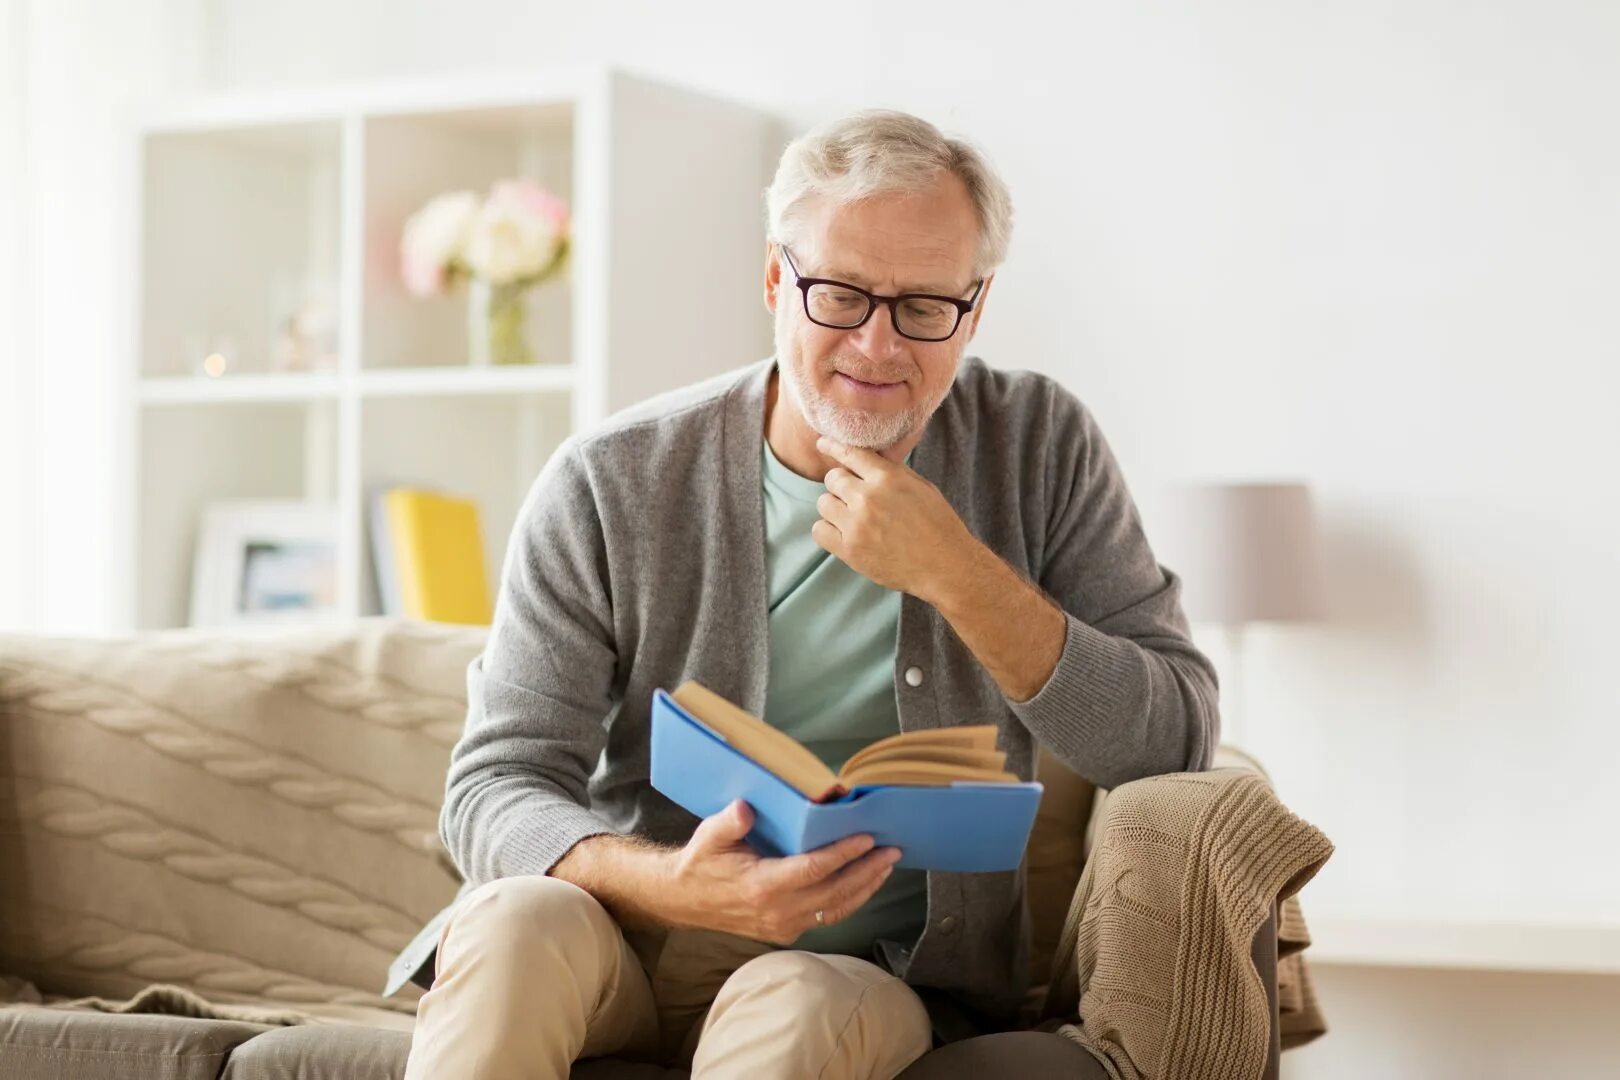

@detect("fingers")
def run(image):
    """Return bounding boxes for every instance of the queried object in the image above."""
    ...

[810,518,841,553]
[755,830,876,894]
[816,491,850,528]
[805,846,904,927]
[822,466,857,500]
[692,798,753,849]
[816,436,886,479]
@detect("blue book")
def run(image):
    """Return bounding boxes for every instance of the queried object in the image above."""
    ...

[649,684,1043,873]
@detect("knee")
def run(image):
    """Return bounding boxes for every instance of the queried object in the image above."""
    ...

[725,949,930,1028]
[727,949,831,993]
[442,875,616,962]
[705,950,933,1066]
[459,873,606,923]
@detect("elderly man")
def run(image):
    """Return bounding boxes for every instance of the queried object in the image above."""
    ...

[401,109,1219,1080]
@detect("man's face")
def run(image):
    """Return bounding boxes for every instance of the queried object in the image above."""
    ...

[765,171,992,451]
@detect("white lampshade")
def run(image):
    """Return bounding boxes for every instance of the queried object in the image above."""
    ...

[1157,481,1325,625]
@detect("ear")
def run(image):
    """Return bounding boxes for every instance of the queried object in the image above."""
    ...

[964,273,994,342]
[763,241,781,315]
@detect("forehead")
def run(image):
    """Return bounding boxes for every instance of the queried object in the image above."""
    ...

[798,173,978,294]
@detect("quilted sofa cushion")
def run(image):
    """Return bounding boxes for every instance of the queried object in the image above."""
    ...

[0,617,483,1026]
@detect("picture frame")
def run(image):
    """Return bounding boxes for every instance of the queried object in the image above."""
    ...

[189,499,340,627]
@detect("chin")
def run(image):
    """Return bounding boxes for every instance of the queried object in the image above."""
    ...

[815,410,916,451]
[782,354,926,449]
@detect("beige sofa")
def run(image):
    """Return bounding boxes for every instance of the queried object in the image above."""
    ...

[0,618,1285,1079]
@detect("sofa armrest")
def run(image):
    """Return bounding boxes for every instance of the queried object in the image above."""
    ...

[1255,900,1282,1080]
[1037,761,1329,1080]
[896,905,1279,1080]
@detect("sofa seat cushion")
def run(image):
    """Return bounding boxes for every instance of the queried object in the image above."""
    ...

[221,1023,693,1080]
[0,1003,272,1080]
[221,1024,411,1080]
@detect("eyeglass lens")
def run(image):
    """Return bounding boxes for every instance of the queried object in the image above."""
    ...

[805,283,959,340]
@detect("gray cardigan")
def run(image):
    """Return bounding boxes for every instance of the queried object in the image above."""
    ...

[433,353,1220,1024]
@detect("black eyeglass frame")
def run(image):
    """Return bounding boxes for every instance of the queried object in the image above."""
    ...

[778,245,985,343]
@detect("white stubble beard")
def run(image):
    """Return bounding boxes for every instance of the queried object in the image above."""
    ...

[776,332,948,452]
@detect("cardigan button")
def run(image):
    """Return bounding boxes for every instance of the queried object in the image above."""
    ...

[937,915,958,932]
[904,666,924,687]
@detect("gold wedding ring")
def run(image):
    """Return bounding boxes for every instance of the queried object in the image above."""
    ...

[814,908,826,926]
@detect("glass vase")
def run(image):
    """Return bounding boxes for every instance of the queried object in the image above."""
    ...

[466,278,536,366]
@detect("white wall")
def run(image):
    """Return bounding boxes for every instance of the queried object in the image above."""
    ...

[10,0,1618,1072]
[2,0,210,634]
[206,0,1620,926]
[0,1,36,630]
[1288,963,1620,1079]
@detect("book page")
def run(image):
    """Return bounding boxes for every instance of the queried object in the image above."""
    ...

[840,759,1020,787]
[839,725,1000,775]
[839,745,1009,773]
[670,682,843,801]
[669,683,1020,800]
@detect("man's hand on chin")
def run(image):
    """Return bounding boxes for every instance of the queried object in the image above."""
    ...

[812,433,1066,704]
[809,434,977,604]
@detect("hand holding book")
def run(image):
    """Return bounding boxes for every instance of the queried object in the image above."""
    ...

[651,682,1043,872]
[665,797,904,944]
[549,794,903,944]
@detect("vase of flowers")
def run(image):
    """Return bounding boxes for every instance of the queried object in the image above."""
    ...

[400,179,570,366]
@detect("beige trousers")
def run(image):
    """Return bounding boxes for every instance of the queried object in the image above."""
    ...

[402,875,935,1080]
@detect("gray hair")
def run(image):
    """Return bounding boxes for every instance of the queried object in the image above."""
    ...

[764,109,1014,281]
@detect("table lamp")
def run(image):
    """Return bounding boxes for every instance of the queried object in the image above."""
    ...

[1156,481,1325,747]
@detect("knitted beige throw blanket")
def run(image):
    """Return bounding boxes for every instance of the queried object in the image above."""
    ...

[1037,767,1334,1078]
[0,974,414,1031]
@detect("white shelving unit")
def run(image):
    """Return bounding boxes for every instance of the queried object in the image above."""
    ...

[122,68,781,630]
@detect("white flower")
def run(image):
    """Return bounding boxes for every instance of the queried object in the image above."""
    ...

[462,181,565,286]
[400,190,479,297]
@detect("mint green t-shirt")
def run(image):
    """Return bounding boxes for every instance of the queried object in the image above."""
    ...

[760,436,927,958]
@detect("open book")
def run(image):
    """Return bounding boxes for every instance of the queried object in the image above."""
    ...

[650,681,1043,871]
[670,680,1019,802]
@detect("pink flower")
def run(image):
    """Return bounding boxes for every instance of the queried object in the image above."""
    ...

[489,179,570,237]
[399,190,479,297]
[401,181,571,295]
[464,180,570,285]
[401,254,445,297]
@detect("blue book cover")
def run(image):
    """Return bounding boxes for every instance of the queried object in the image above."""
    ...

[649,687,1043,873]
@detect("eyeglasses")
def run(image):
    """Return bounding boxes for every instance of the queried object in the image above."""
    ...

[778,245,984,343]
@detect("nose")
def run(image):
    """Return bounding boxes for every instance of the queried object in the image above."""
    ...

[846,299,906,360]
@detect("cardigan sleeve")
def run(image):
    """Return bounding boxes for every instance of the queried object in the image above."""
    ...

[1003,389,1221,788]
[438,437,622,886]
